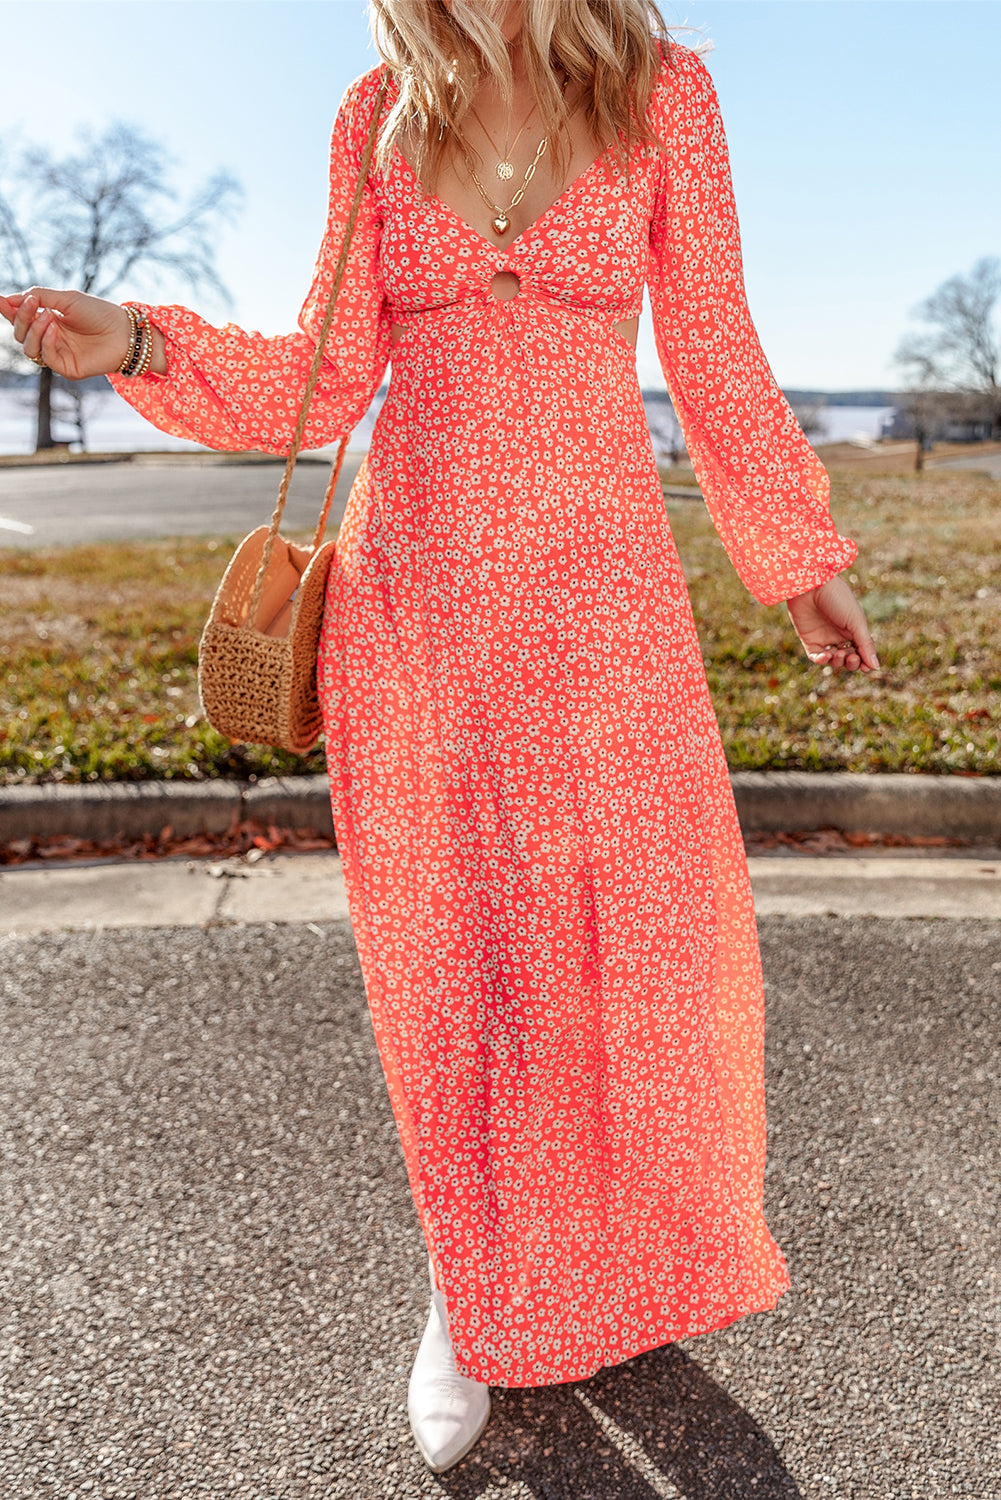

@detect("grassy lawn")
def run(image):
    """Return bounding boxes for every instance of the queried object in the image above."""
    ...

[1,463,998,784]
[674,463,999,776]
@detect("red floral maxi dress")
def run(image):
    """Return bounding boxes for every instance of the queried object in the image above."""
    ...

[109,44,858,1389]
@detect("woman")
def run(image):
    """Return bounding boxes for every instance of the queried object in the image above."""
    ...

[1,0,879,1476]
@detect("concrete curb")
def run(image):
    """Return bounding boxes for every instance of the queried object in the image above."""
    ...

[1,771,1000,846]
[0,777,332,844]
[728,770,1001,842]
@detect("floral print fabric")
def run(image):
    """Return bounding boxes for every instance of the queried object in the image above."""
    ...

[109,44,857,1389]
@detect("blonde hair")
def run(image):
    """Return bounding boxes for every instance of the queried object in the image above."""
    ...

[368,0,711,187]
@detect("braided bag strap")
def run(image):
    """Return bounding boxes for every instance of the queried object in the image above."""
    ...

[249,72,390,628]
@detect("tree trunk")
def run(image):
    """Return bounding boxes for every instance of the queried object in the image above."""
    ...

[34,365,54,450]
[69,381,87,451]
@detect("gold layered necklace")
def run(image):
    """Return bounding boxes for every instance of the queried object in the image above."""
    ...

[457,76,568,238]
[470,98,537,181]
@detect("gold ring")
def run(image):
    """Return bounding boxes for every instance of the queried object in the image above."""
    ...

[27,352,46,367]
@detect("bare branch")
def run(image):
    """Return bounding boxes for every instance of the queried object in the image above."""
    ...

[893,255,1001,430]
[0,119,243,449]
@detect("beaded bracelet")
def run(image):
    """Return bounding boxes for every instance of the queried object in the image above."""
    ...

[121,308,152,378]
[117,305,142,374]
[132,316,154,378]
[117,304,155,378]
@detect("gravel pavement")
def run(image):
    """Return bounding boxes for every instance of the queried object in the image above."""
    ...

[1,916,998,1499]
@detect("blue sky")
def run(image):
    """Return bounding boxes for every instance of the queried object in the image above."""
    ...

[1,1,998,391]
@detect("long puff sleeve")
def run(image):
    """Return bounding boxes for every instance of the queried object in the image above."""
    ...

[647,47,857,607]
[106,68,391,454]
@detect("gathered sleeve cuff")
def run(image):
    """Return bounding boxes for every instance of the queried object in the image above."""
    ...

[646,45,857,607]
[106,68,392,455]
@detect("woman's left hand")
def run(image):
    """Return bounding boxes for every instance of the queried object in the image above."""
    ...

[786,574,881,674]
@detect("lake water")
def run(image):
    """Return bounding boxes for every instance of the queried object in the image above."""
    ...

[0,384,897,458]
[802,405,898,446]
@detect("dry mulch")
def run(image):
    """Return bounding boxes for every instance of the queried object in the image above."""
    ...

[0,822,975,869]
[742,827,971,853]
[0,819,336,868]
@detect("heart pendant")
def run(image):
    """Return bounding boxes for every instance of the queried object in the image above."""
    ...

[491,213,510,235]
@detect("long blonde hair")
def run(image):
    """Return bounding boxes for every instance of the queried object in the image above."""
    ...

[368,0,709,187]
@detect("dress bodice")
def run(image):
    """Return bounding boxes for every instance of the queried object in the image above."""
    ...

[376,145,652,332]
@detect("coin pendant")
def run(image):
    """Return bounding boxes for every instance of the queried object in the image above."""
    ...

[496,161,514,181]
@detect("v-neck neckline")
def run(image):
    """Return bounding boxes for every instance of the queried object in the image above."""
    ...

[392,141,613,257]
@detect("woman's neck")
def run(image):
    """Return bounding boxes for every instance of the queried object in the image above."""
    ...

[507,38,528,86]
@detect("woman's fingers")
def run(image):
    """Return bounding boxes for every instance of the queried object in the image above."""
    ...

[805,577,882,674]
[12,286,76,313]
[849,611,880,671]
[11,291,39,342]
[829,610,879,673]
[802,624,876,674]
[16,290,56,343]
[5,293,77,377]
[19,301,47,361]
[1,291,59,369]
[0,292,22,323]
[25,307,59,364]
[816,642,873,674]
[10,286,76,343]
[4,287,136,381]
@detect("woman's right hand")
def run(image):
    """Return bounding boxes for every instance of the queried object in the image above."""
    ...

[0,286,136,381]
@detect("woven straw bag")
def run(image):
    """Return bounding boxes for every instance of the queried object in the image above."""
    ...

[198,76,388,755]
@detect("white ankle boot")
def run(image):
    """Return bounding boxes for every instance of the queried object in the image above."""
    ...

[407,1253,491,1472]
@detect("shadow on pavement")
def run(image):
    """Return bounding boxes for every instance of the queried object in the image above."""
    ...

[440,1345,802,1497]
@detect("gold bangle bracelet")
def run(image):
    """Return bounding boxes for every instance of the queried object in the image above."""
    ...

[117,305,142,375]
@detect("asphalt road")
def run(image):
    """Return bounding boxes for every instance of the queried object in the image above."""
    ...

[0,462,698,551]
[933,450,1001,478]
[1,915,997,1498]
[1,446,995,554]
[0,455,367,548]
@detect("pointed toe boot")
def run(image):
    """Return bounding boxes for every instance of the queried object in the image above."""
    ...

[407,1255,491,1473]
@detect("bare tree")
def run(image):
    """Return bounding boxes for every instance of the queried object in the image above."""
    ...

[892,255,1001,467]
[0,120,242,451]
[0,343,109,452]
[894,385,948,473]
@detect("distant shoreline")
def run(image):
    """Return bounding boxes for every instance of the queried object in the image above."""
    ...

[0,383,900,459]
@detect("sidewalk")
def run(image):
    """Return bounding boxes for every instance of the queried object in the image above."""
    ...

[2,845,999,935]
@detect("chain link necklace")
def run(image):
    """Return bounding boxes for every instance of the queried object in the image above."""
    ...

[457,75,569,238]
[461,132,549,237]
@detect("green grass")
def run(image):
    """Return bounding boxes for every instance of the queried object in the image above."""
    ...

[1,536,327,784]
[1,465,998,784]
[674,466,999,774]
